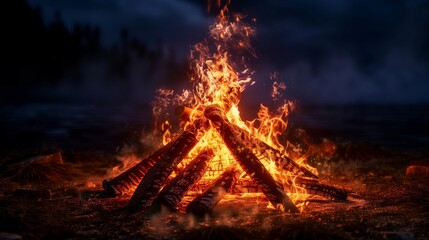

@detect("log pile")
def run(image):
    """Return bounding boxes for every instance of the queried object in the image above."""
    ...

[187,167,240,216]
[103,104,348,215]
[151,149,214,212]
[204,105,298,212]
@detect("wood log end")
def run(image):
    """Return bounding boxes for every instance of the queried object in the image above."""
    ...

[203,104,223,122]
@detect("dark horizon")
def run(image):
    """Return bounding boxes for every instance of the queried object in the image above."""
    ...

[0,0,428,106]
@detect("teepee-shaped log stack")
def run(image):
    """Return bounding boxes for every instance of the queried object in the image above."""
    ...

[103,104,347,215]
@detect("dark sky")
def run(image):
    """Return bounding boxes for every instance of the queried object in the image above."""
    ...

[27,0,429,104]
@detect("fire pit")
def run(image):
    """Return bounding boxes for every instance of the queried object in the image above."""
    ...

[102,2,347,215]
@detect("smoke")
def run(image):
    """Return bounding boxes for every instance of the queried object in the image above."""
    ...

[21,0,429,105]
[229,0,429,104]
[279,51,429,104]
[25,46,189,104]
[28,0,210,50]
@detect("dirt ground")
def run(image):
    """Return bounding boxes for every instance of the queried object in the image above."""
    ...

[0,144,428,240]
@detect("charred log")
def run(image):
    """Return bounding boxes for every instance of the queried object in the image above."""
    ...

[151,149,214,212]
[290,178,348,201]
[226,123,318,179]
[253,138,318,179]
[186,167,239,217]
[205,104,299,213]
[102,140,175,196]
[127,123,204,211]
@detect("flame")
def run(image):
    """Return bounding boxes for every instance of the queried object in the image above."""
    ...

[106,154,141,180]
[150,1,317,209]
[188,14,254,114]
[161,120,172,146]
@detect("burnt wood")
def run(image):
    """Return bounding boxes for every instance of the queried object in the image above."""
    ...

[290,178,348,201]
[127,128,200,211]
[186,167,239,217]
[204,104,299,213]
[252,138,318,179]
[151,149,214,212]
[102,140,176,196]
[227,122,318,179]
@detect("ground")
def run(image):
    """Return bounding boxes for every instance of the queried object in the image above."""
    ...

[0,143,428,240]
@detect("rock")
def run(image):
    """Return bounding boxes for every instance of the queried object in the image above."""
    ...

[406,160,429,177]
[0,232,22,240]
[13,188,52,200]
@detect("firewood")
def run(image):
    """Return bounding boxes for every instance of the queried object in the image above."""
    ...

[253,139,318,179]
[204,104,299,212]
[175,105,193,118]
[186,167,239,217]
[286,178,348,200]
[127,122,204,211]
[151,149,214,212]
[102,139,175,196]
[227,122,318,179]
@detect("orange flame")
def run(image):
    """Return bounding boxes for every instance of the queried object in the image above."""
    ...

[161,120,172,146]
[150,1,317,209]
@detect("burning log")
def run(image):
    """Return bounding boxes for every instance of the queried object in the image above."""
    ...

[229,123,318,179]
[102,141,175,196]
[288,178,348,201]
[254,141,317,179]
[176,104,317,179]
[127,121,206,211]
[186,167,239,217]
[151,149,215,212]
[205,104,299,212]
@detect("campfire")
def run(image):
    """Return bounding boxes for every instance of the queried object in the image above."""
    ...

[102,2,347,215]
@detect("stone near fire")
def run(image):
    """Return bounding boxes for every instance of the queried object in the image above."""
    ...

[406,160,429,177]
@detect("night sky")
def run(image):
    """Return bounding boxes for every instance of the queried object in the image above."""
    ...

[8,0,429,104]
